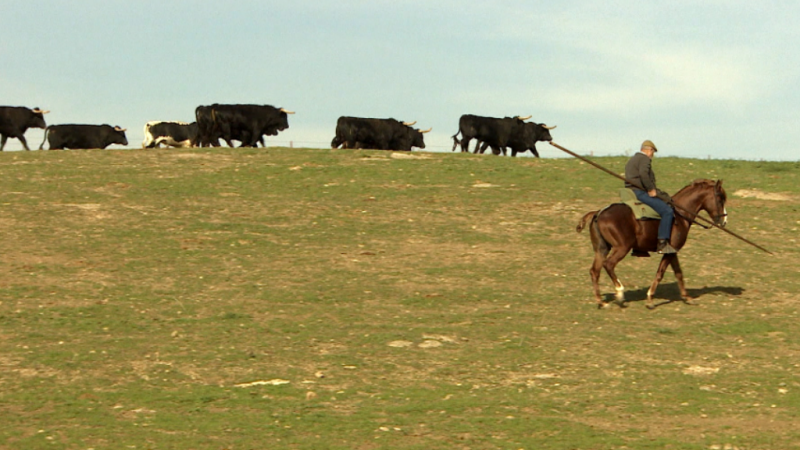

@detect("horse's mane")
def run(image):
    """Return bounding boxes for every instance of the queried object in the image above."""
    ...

[673,179,716,197]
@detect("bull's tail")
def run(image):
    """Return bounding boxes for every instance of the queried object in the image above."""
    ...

[38,127,50,150]
[576,210,598,233]
[451,130,461,152]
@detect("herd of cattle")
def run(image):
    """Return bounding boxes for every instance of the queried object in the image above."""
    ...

[0,105,556,157]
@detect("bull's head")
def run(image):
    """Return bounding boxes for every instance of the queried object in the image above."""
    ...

[277,108,293,131]
[534,123,556,142]
[29,107,49,129]
[410,127,431,149]
[113,126,129,146]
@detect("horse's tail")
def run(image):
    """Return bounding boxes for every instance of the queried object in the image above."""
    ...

[576,210,598,233]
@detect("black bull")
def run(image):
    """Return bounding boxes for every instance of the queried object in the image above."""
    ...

[331,117,431,151]
[0,106,49,151]
[39,124,128,150]
[452,114,556,157]
[195,104,293,147]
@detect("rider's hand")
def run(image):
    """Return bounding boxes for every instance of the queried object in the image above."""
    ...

[648,189,657,197]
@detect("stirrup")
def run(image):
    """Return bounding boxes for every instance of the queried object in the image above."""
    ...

[657,243,678,254]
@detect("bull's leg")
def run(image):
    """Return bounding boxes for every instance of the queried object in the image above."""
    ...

[0,135,7,151]
[18,135,31,151]
[668,255,693,304]
[646,255,674,308]
[247,128,261,147]
[602,248,628,306]
[461,137,472,153]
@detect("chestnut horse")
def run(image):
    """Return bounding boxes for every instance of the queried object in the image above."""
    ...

[576,179,728,308]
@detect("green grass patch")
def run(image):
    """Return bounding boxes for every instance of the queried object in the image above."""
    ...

[1,147,798,448]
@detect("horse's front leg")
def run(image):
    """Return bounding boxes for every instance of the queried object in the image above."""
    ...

[646,255,674,308]
[669,255,694,304]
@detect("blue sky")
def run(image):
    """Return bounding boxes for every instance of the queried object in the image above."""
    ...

[3,1,799,159]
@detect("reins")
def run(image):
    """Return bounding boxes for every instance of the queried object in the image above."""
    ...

[549,142,774,255]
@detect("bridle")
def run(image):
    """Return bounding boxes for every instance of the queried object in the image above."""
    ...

[674,181,726,230]
[711,182,728,227]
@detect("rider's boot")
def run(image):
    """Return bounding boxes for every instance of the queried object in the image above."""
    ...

[657,239,678,254]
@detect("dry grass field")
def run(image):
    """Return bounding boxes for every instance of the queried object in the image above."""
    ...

[1,146,798,449]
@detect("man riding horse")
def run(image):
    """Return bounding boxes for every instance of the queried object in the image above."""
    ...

[549,140,764,309]
[625,140,677,254]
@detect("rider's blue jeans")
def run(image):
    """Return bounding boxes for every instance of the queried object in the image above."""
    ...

[633,189,674,241]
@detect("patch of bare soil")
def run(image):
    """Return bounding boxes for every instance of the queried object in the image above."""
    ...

[390,153,431,160]
[732,189,793,201]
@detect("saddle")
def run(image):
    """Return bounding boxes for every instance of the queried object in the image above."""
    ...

[619,188,660,220]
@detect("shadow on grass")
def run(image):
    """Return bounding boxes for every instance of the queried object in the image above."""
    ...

[603,283,745,308]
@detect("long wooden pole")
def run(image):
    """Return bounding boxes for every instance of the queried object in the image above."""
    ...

[549,141,774,255]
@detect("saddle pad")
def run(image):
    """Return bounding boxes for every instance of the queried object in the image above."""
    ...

[619,188,661,220]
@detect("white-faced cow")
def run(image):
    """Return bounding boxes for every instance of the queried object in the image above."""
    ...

[0,106,50,151]
[142,121,198,148]
[195,104,293,147]
[331,117,431,151]
[39,124,128,150]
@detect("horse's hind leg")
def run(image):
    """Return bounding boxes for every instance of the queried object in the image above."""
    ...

[590,251,605,306]
[602,248,628,306]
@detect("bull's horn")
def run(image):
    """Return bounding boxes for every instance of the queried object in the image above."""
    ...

[280,108,295,114]
[541,124,556,130]
[420,127,432,134]
[115,126,127,132]
[516,115,532,121]
[403,121,417,126]
[33,108,50,114]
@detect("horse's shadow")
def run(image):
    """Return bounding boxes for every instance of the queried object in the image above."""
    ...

[604,284,745,308]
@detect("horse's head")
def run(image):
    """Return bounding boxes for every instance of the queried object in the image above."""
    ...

[696,179,728,227]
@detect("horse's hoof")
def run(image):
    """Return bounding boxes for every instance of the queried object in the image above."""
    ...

[646,303,656,310]
[683,299,698,306]
[598,302,611,309]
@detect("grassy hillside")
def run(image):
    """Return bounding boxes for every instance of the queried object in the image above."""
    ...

[1,147,798,449]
